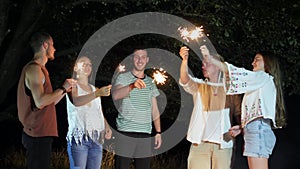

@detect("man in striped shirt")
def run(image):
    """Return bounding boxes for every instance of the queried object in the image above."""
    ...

[112,49,162,169]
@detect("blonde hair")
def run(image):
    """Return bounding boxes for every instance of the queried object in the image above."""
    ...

[259,51,287,128]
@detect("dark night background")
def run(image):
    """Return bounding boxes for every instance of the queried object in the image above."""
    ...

[0,0,299,168]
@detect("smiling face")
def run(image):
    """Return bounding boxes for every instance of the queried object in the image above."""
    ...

[252,54,265,72]
[132,49,149,72]
[74,56,92,78]
[202,56,221,82]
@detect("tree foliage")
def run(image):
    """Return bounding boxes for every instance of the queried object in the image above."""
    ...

[0,0,299,121]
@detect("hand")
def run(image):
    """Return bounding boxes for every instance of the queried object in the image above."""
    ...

[229,125,241,137]
[95,84,112,97]
[200,45,210,57]
[63,78,77,92]
[200,45,214,66]
[132,79,146,89]
[223,132,233,142]
[154,134,162,149]
[104,127,112,140]
[200,45,213,63]
[179,46,189,61]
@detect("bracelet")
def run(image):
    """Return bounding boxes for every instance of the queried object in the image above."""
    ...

[94,91,99,97]
[59,86,67,94]
[156,131,162,134]
[129,83,135,90]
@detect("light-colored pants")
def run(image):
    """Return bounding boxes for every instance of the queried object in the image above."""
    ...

[188,142,232,169]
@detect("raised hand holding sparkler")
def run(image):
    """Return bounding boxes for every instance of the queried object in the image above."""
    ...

[200,45,211,60]
[179,46,189,61]
[200,45,225,73]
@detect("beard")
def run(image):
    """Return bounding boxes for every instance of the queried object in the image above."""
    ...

[46,51,55,61]
[46,48,55,60]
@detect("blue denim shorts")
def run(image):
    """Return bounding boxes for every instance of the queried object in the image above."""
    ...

[243,118,276,158]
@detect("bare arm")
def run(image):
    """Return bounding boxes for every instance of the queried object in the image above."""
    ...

[200,45,228,73]
[228,95,243,138]
[54,94,66,105]
[104,118,112,140]
[179,46,190,84]
[25,64,71,109]
[232,94,242,125]
[71,84,111,106]
[152,97,162,149]
[112,84,132,101]
[112,78,146,100]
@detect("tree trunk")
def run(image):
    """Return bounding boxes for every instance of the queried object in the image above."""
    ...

[0,0,46,108]
[0,0,9,47]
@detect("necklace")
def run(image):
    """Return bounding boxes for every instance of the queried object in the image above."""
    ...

[211,72,222,96]
[211,85,219,96]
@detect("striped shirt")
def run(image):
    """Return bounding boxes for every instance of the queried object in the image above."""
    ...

[115,71,160,134]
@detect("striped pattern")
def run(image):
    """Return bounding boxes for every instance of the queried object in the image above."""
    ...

[115,72,160,133]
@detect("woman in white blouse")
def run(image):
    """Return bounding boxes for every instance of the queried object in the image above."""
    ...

[66,56,112,169]
[200,45,286,169]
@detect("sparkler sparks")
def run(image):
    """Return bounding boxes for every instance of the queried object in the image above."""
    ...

[117,64,126,73]
[75,62,87,78]
[152,68,168,85]
[112,63,126,84]
[76,62,84,72]
[178,26,205,43]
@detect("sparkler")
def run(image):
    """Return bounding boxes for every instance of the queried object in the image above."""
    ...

[76,62,84,72]
[178,26,222,96]
[178,26,205,43]
[112,63,126,84]
[117,64,126,73]
[75,62,86,78]
[152,68,168,85]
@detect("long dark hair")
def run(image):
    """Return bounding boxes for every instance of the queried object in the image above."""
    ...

[259,51,287,128]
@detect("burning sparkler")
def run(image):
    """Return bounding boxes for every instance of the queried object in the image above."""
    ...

[178,26,205,43]
[178,26,222,96]
[112,63,126,84]
[152,68,168,85]
[75,62,89,78]
[117,64,126,73]
[76,62,84,72]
